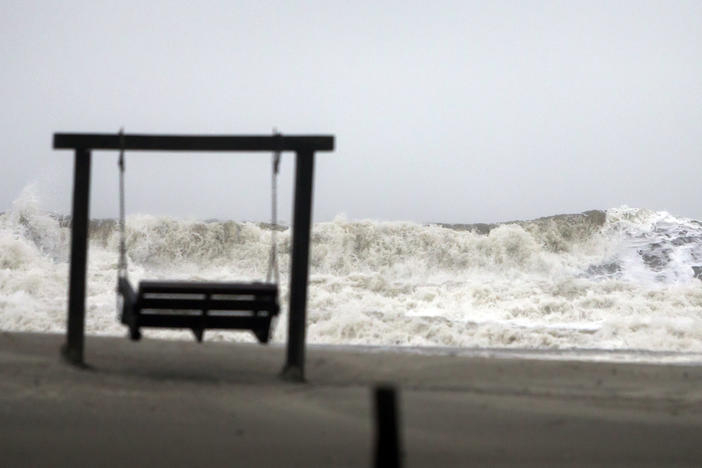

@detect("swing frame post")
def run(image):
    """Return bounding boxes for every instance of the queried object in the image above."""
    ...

[62,148,92,366]
[53,133,334,377]
[281,149,315,382]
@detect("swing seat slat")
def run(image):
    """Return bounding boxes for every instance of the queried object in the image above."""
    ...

[139,280,277,296]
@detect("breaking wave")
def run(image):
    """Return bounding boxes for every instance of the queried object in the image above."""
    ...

[1,185,702,354]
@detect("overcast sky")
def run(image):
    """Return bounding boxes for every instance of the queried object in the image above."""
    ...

[2,0,701,224]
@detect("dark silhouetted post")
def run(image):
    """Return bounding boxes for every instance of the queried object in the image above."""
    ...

[374,385,402,468]
[281,150,315,382]
[62,148,91,365]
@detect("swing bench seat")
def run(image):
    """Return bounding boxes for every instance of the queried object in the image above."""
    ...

[118,278,279,343]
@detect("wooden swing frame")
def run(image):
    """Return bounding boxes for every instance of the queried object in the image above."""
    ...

[54,132,334,381]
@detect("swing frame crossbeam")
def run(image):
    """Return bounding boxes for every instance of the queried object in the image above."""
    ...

[54,132,334,382]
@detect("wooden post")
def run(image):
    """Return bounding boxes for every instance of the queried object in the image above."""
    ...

[374,385,402,468]
[61,148,91,365]
[281,150,315,382]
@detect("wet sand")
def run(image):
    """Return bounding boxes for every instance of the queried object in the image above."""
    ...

[1,331,701,467]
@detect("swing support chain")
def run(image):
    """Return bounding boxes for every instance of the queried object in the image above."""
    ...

[117,128,128,280]
[266,130,282,284]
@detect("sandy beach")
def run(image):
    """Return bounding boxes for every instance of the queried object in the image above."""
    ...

[1,332,701,467]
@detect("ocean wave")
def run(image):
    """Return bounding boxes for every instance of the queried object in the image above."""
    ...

[1,186,701,353]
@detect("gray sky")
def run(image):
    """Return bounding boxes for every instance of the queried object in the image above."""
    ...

[2,0,701,224]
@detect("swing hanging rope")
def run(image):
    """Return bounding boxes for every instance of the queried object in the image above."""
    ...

[117,128,128,280]
[266,130,281,284]
[116,128,280,285]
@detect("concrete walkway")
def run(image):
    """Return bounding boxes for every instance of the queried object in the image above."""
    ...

[1,332,701,467]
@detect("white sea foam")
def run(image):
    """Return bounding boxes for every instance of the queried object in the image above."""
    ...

[1,186,702,358]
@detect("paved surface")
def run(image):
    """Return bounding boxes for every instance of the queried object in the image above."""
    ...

[1,332,702,467]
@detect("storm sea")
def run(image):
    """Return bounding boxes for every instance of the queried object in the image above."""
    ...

[2,187,701,363]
